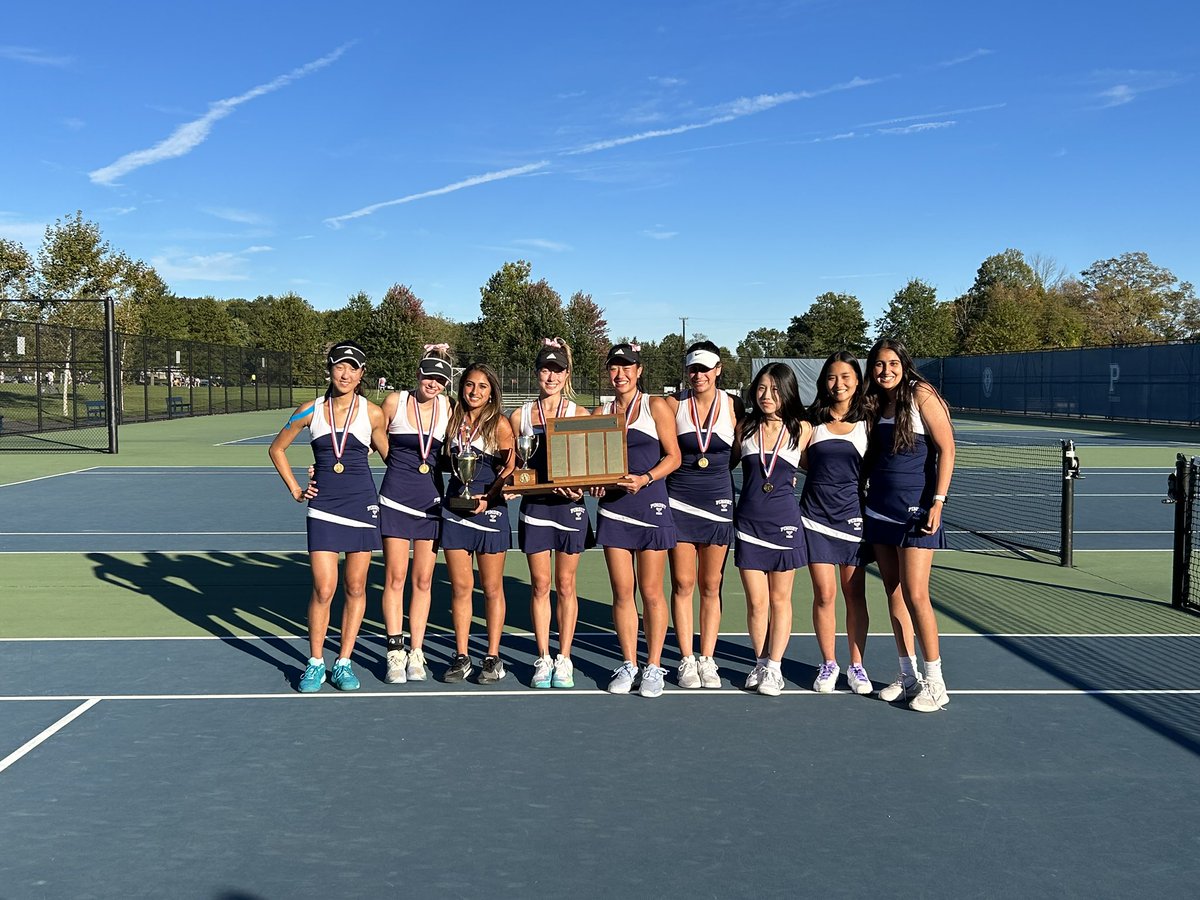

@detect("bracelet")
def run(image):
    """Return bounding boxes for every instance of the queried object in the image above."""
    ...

[644,472,654,486]
[932,494,947,504]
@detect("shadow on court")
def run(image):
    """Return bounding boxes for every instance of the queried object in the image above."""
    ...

[931,563,1200,756]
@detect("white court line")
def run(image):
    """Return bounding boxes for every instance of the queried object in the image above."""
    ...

[0,698,100,773]
[215,433,276,446]
[0,467,99,489]
[1,689,1199,703]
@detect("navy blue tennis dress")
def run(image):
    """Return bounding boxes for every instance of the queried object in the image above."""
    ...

[863,402,946,549]
[667,391,735,546]
[734,426,807,572]
[306,395,382,553]
[800,420,870,566]
[595,395,677,551]
[378,391,450,542]
[516,399,594,554]
[440,432,512,554]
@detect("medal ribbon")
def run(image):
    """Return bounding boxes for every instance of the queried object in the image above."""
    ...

[617,391,641,429]
[535,395,568,431]
[689,392,719,455]
[758,421,787,484]
[411,393,439,467]
[327,393,359,467]
[456,414,483,455]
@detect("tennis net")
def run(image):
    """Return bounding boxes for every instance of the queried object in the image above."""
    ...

[1168,454,1200,614]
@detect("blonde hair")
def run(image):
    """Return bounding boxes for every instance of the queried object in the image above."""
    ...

[538,337,576,401]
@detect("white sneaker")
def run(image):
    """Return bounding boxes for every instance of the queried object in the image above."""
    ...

[813,661,840,693]
[744,662,766,690]
[878,672,922,702]
[385,649,408,684]
[551,654,574,689]
[639,664,666,698]
[758,667,784,697]
[677,655,701,689]
[532,654,553,689]
[909,678,950,712]
[405,647,428,682]
[698,656,721,689]
[608,661,638,694]
[846,663,873,696]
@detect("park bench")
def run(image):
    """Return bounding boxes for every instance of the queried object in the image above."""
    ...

[167,396,192,417]
[84,400,106,421]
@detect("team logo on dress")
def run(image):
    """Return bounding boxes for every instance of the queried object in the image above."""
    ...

[650,502,667,517]
[485,509,504,524]
[367,504,380,519]
[715,499,733,513]
[849,517,863,532]
[571,507,585,521]
[907,506,921,517]
[780,525,798,539]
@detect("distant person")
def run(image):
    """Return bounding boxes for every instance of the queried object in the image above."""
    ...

[665,340,743,690]
[268,341,389,693]
[506,338,593,689]
[593,342,681,698]
[377,344,454,684]
[802,352,873,695]
[735,363,811,697]
[863,338,955,712]
[440,363,515,684]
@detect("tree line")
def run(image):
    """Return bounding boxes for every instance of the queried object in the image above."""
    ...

[3,212,1196,393]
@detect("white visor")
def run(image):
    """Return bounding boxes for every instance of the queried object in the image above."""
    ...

[685,349,721,369]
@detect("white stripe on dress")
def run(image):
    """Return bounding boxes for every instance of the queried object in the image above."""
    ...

[519,511,582,533]
[864,507,908,525]
[598,508,658,529]
[379,495,431,518]
[307,508,378,529]
[736,530,792,550]
[441,510,501,532]
[801,516,863,543]
[668,497,732,523]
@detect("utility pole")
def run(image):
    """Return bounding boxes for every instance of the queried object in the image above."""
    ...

[680,317,688,348]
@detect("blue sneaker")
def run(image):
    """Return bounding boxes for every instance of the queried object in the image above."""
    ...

[330,660,360,691]
[531,655,553,689]
[298,660,326,693]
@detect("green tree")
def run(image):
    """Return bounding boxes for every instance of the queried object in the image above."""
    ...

[115,261,183,338]
[736,327,790,359]
[961,282,1043,353]
[954,249,1042,349]
[253,293,325,380]
[33,211,128,329]
[324,290,374,347]
[1038,281,1088,348]
[475,260,568,370]
[788,292,869,356]
[1079,252,1200,343]
[363,284,427,388]
[875,279,956,356]
[0,238,34,317]
[564,290,610,375]
[182,296,240,346]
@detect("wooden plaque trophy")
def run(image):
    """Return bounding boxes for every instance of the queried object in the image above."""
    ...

[506,413,628,494]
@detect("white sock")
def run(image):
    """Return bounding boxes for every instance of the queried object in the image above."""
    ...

[899,655,918,678]
[308,656,323,666]
[336,657,351,666]
[766,659,782,672]
[681,654,696,663]
[925,658,943,682]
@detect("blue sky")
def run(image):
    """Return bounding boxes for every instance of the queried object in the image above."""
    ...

[2,1,1197,350]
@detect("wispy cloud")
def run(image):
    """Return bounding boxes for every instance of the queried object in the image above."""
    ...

[0,45,71,67]
[324,162,550,227]
[858,103,1005,128]
[819,272,895,280]
[790,131,858,145]
[650,76,687,87]
[938,49,993,68]
[512,238,572,252]
[202,206,268,226]
[151,245,273,282]
[642,228,678,240]
[105,206,137,216]
[878,121,956,135]
[564,75,884,156]
[89,44,352,186]
[61,117,85,131]
[1089,69,1186,108]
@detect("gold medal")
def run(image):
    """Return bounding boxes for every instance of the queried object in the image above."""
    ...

[697,456,710,469]
[419,463,430,474]
[762,482,773,493]
[333,462,345,474]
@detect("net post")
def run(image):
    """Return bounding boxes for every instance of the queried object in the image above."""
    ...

[1171,453,1191,610]
[103,297,118,453]
[1059,439,1078,567]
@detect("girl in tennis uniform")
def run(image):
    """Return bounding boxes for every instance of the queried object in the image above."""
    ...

[665,340,742,690]
[269,341,389,693]
[735,363,811,697]
[863,338,955,712]
[507,338,593,689]
[377,344,454,683]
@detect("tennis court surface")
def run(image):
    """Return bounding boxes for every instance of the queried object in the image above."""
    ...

[2,410,1199,898]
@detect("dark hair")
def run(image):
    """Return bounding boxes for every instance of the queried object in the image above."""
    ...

[810,351,867,424]
[743,362,804,449]
[865,338,946,453]
[325,339,366,399]
[445,362,505,454]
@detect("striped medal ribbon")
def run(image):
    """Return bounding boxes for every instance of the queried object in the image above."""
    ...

[758,421,787,493]
[328,393,359,474]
